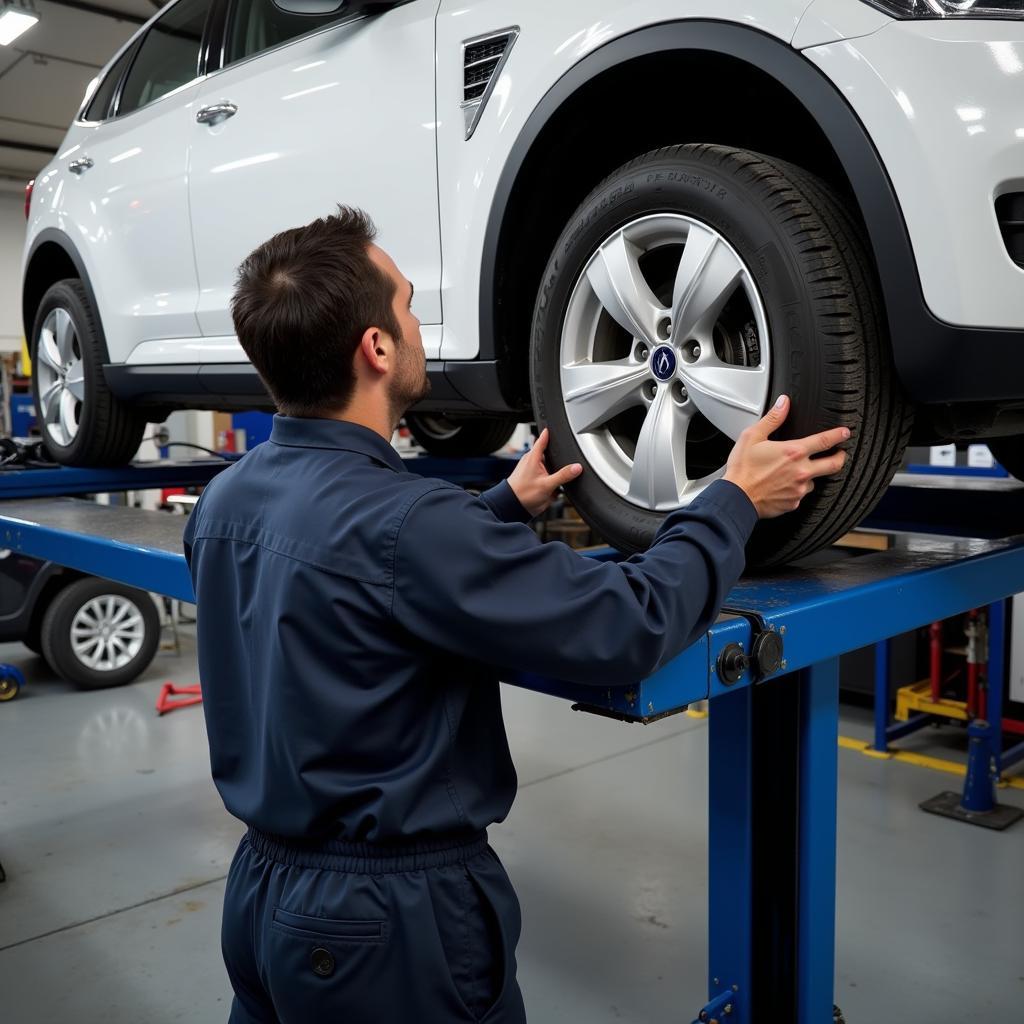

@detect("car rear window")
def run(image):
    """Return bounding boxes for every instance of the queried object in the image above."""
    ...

[83,45,135,122]
[225,0,344,65]
[118,0,210,117]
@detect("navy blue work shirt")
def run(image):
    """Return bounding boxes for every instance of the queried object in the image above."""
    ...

[183,416,757,842]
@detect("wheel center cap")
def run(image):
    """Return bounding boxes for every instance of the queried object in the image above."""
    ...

[650,345,677,382]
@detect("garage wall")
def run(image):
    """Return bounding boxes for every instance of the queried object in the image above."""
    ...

[0,191,27,354]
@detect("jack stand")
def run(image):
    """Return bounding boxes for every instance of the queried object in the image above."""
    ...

[156,682,202,716]
[920,719,1024,830]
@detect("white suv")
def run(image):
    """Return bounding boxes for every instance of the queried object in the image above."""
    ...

[22,0,1024,564]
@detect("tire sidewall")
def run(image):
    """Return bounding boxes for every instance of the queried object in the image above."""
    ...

[531,152,824,552]
[41,579,160,689]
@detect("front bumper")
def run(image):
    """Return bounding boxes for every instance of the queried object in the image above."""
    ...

[806,19,1024,333]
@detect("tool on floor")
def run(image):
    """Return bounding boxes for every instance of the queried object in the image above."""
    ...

[0,664,26,702]
[156,682,203,716]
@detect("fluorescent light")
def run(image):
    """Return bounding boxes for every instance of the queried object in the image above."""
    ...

[0,8,38,46]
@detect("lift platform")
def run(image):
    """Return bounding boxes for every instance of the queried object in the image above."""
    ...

[2,459,1023,1024]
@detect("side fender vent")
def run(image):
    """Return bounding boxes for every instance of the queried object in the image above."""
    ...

[461,27,519,140]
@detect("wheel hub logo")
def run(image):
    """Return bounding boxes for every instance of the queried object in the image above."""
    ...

[651,346,676,381]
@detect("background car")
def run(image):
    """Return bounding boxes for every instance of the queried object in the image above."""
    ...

[21,0,1024,565]
[0,552,161,689]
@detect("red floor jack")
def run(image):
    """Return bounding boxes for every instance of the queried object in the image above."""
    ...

[156,682,203,715]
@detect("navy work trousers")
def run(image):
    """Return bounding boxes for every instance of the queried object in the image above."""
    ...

[222,828,527,1023]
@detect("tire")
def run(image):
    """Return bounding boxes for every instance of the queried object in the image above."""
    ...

[30,279,145,466]
[406,413,518,457]
[22,623,42,655]
[530,144,913,567]
[40,578,160,689]
[987,437,1024,481]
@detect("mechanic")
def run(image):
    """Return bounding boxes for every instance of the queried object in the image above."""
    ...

[183,206,849,1024]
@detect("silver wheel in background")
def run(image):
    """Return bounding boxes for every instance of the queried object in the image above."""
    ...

[36,307,85,448]
[559,213,770,512]
[70,595,145,672]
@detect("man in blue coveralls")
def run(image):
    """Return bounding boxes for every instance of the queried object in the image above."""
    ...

[183,207,849,1024]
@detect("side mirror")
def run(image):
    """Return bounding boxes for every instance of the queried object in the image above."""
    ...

[271,1,347,14]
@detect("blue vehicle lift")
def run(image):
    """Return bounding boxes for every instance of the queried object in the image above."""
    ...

[2,457,1024,1023]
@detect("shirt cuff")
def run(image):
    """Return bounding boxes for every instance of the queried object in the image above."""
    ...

[480,479,534,525]
[696,478,759,541]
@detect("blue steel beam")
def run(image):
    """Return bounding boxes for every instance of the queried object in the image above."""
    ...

[797,659,840,1024]
[0,459,237,498]
[0,454,517,500]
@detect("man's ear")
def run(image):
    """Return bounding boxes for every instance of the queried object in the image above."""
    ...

[359,328,388,374]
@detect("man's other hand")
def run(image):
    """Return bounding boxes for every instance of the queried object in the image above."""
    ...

[508,428,583,517]
[724,395,850,519]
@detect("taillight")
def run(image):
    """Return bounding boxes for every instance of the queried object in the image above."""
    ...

[24,179,34,220]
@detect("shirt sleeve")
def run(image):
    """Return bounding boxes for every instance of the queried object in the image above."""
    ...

[391,478,757,686]
[478,479,534,525]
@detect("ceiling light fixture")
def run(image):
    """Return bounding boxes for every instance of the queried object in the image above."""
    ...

[0,2,39,46]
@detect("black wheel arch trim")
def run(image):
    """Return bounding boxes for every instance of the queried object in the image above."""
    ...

[0,560,69,642]
[22,228,112,364]
[479,19,1024,406]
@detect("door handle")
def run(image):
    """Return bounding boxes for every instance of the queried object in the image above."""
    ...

[196,102,238,125]
[68,157,94,175]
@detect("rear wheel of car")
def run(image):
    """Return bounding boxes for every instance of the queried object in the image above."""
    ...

[530,144,913,567]
[405,413,518,456]
[40,578,160,689]
[31,279,145,466]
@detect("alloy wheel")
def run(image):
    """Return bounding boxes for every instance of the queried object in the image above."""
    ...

[559,214,770,511]
[70,595,146,672]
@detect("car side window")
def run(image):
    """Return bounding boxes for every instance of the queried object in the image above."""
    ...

[117,0,211,117]
[83,44,136,122]
[224,0,344,66]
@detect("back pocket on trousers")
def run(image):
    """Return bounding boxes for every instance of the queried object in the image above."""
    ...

[271,907,386,943]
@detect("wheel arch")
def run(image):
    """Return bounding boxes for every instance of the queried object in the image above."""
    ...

[22,230,111,361]
[480,20,919,409]
[25,564,83,643]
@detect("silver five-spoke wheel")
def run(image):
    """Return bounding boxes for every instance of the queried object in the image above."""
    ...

[560,214,770,511]
[36,307,85,448]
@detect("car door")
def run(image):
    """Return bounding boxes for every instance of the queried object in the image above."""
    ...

[65,0,213,365]
[188,0,443,361]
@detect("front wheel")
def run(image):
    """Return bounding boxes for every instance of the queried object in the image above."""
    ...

[530,144,913,567]
[40,578,160,689]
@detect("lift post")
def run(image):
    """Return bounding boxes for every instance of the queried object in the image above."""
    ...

[3,459,1024,1023]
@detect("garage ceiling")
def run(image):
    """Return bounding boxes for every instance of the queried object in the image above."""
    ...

[0,0,158,192]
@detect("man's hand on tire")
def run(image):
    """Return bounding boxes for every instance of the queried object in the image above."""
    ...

[507,428,583,517]
[724,396,850,520]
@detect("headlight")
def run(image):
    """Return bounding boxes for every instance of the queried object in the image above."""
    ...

[863,0,1024,17]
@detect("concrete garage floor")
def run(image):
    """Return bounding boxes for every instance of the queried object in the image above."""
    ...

[1,626,1022,1023]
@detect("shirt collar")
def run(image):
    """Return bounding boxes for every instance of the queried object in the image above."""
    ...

[269,415,407,473]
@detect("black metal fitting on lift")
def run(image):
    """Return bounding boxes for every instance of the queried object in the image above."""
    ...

[715,607,785,685]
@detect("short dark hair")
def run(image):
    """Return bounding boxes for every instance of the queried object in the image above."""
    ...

[231,206,403,417]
